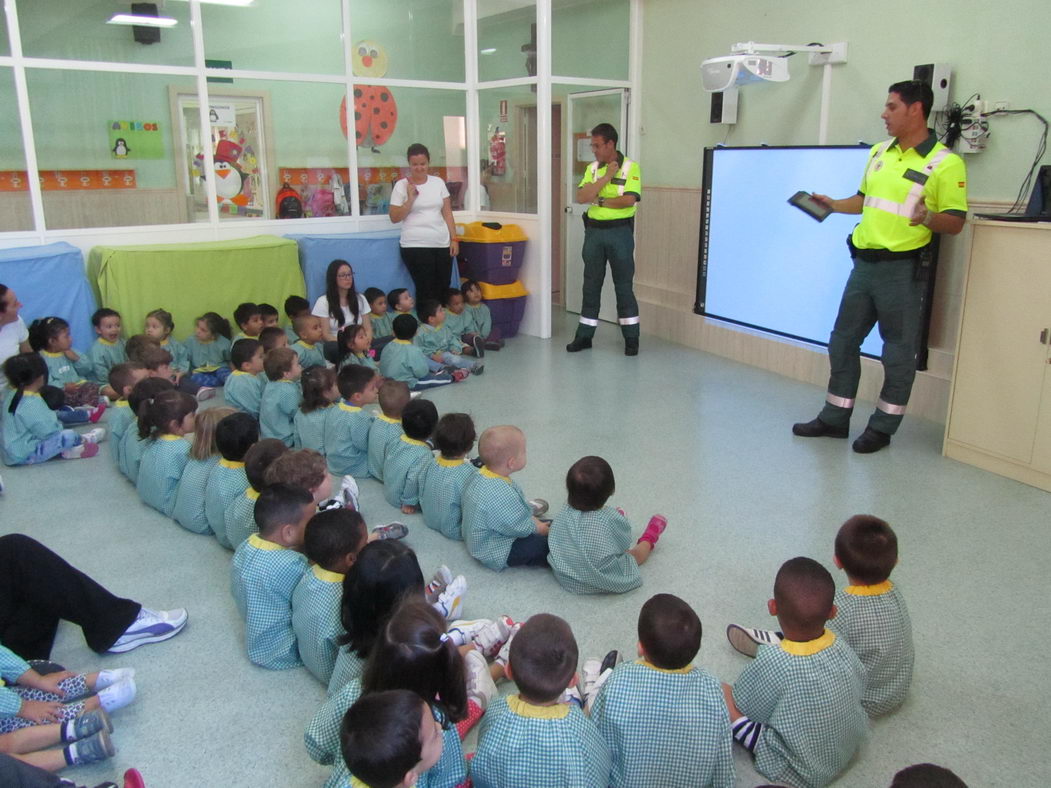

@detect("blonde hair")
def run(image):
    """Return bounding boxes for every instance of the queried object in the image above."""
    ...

[189,406,236,461]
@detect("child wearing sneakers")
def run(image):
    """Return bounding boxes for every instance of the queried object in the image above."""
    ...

[224,339,265,418]
[307,597,474,788]
[419,413,476,540]
[172,407,235,534]
[105,363,148,471]
[367,379,410,482]
[2,354,105,465]
[224,439,289,549]
[120,377,174,482]
[589,594,734,788]
[461,426,550,571]
[414,299,484,375]
[292,510,369,686]
[135,390,196,517]
[728,515,914,718]
[205,412,259,547]
[548,456,667,595]
[260,347,302,447]
[294,366,338,454]
[724,556,867,788]
[230,483,313,670]
[326,365,379,478]
[472,613,611,788]
[383,398,437,513]
[83,308,126,389]
[380,315,455,391]
[292,316,328,369]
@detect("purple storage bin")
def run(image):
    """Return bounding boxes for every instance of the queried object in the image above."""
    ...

[487,293,527,338]
[458,239,526,285]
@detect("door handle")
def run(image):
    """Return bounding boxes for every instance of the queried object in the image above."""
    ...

[1041,328,1049,345]
[564,206,574,214]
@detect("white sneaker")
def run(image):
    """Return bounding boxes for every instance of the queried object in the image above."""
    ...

[107,607,187,653]
[426,565,453,601]
[81,428,106,444]
[339,475,360,510]
[195,387,217,402]
[447,617,511,657]
[97,677,137,712]
[581,659,614,712]
[432,575,467,620]
[464,649,498,711]
[94,668,136,691]
[726,624,782,658]
[494,620,522,667]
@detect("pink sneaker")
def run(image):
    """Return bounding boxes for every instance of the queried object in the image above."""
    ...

[88,403,106,423]
[452,369,470,383]
[638,515,668,547]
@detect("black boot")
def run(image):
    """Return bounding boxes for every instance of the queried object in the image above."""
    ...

[566,336,593,353]
[624,338,639,356]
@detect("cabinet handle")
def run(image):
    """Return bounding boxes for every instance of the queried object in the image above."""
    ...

[1042,328,1050,345]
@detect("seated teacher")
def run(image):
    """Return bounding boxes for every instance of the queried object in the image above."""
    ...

[388,142,459,305]
[0,284,31,375]
[311,259,372,362]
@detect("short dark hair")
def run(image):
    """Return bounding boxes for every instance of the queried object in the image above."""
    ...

[433,413,475,458]
[234,302,261,329]
[230,338,261,370]
[304,509,368,570]
[508,614,578,703]
[215,411,260,462]
[890,763,968,788]
[340,540,425,658]
[773,557,836,632]
[108,362,145,397]
[341,691,428,788]
[387,288,409,310]
[443,288,463,307]
[363,596,468,723]
[888,80,934,120]
[378,379,411,418]
[834,515,898,585]
[364,287,386,308]
[264,347,296,381]
[392,313,418,340]
[337,364,377,400]
[459,279,481,298]
[259,326,287,352]
[638,594,701,670]
[264,448,327,493]
[406,143,430,161]
[417,299,442,323]
[258,303,279,320]
[284,295,310,318]
[254,482,313,537]
[138,344,173,371]
[591,122,618,145]
[91,307,120,327]
[402,398,438,441]
[300,366,337,413]
[125,334,159,364]
[566,455,615,511]
[127,376,175,424]
[243,438,289,491]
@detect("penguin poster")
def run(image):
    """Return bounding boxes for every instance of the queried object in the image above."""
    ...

[108,120,164,159]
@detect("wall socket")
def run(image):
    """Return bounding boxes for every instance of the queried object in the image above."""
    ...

[975,99,1010,114]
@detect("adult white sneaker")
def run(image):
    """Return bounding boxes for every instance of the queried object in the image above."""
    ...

[107,608,187,653]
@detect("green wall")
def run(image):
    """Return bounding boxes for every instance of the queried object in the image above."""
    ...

[640,0,1051,200]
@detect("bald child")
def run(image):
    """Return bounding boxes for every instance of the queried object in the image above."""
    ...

[460,426,550,571]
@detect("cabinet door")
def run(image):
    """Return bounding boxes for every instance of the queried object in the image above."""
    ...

[1032,348,1051,473]
[948,226,1051,463]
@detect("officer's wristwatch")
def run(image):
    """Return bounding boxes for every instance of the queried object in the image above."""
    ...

[597,197,605,207]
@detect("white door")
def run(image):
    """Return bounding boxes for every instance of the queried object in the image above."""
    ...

[564,89,629,322]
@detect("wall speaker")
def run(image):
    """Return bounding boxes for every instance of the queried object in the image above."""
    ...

[913,63,951,112]
[710,88,738,124]
[132,3,161,45]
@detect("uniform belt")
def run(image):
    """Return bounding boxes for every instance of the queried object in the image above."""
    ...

[584,216,635,230]
[847,236,926,262]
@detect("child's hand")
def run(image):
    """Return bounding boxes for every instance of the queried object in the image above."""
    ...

[401,504,418,514]
[534,517,550,536]
[34,670,76,696]
[173,371,184,384]
[19,699,64,723]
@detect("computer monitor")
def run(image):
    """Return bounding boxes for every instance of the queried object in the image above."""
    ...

[1025,165,1051,218]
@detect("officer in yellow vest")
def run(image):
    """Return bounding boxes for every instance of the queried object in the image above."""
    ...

[794,81,967,453]
[566,123,644,356]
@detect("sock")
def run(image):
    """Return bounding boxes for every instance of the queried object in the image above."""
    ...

[732,715,763,752]
[97,678,136,712]
[95,668,135,691]
[637,515,668,547]
[60,718,78,744]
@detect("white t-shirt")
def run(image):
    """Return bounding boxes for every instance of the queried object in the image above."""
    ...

[312,293,370,338]
[390,175,451,248]
[0,316,29,371]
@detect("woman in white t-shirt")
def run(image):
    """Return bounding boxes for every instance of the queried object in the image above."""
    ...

[0,284,31,374]
[311,260,372,361]
[389,143,460,306]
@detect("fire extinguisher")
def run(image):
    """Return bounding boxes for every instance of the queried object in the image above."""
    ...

[489,128,506,177]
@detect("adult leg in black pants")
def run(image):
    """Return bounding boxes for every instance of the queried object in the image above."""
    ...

[401,246,452,306]
[0,534,181,660]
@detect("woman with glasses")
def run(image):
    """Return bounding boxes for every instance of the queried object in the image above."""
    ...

[311,260,373,363]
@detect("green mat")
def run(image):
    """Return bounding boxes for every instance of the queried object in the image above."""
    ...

[88,235,306,341]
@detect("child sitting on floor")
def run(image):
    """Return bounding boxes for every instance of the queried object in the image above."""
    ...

[462,279,503,350]
[548,456,668,595]
[260,347,302,447]
[260,325,289,352]
[336,324,379,372]
[379,315,455,391]
[28,318,100,408]
[172,406,235,535]
[284,295,311,344]
[326,365,379,479]
[723,556,867,788]
[414,299,484,375]
[462,425,550,571]
[2,354,105,465]
[135,390,196,518]
[183,312,232,388]
[589,593,734,788]
[294,366,338,454]
[367,379,409,482]
[105,362,148,471]
[292,316,328,370]
[121,377,174,483]
[259,303,280,329]
[224,339,265,418]
[233,302,264,343]
[472,613,611,788]
[363,287,393,353]
[387,288,417,321]
[205,411,259,547]
[230,482,313,670]
[83,308,126,391]
[419,413,476,540]
[727,514,914,718]
[383,398,437,513]
[291,509,369,686]
[224,439,289,549]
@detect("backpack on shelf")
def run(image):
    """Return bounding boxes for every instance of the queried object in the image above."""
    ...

[307,187,336,218]
[275,182,303,219]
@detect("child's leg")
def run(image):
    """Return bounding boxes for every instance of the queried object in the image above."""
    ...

[54,407,89,426]
[0,722,63,754]
[505,533,549,568]
[722,682,763,752]
[440,351,480,371]
[190,371,219,388]
[213,366,232,385]
[65,383,100,408]
[411,371,453,391]
[23,432,80,465]
[424,356,445,373]
[176,375,201,395]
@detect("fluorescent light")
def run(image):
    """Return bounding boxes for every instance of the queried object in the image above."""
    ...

[480,48,497,55]
[170,0,255,6]
[107,14,178,28]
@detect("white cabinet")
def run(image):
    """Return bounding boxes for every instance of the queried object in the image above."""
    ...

[944,220,1051,492]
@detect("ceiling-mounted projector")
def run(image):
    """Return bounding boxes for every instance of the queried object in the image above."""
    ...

[701,54,789,92]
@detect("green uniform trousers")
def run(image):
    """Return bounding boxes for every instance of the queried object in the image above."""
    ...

[576,223,640,339]
[819,257,925,435]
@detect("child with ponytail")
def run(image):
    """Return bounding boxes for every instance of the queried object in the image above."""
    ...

[172,406,235,534]
[120,377,175,484]
[135,390,198,517]
[26,317,102,409]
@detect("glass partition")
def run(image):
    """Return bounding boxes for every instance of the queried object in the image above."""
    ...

[477,0,537,83]
[553,0,630,80]
[350,0,465,83]
[0,68,32,232]
[479,84,537,213]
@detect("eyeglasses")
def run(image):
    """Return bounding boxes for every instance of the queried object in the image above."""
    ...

[336,272,354,279]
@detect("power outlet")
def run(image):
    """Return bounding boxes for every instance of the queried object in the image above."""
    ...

[992,100,1010,112]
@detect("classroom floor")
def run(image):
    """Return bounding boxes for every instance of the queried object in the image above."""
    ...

[3,313,1048,788]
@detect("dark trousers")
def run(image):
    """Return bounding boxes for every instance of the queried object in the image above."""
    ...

[400,246,453,307]
[577,224,640,339]
[0,755,67,788]
[506,532,550,568]
[0,534,140,659]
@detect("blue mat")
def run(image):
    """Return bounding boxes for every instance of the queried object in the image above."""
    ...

[0,242,97,351]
